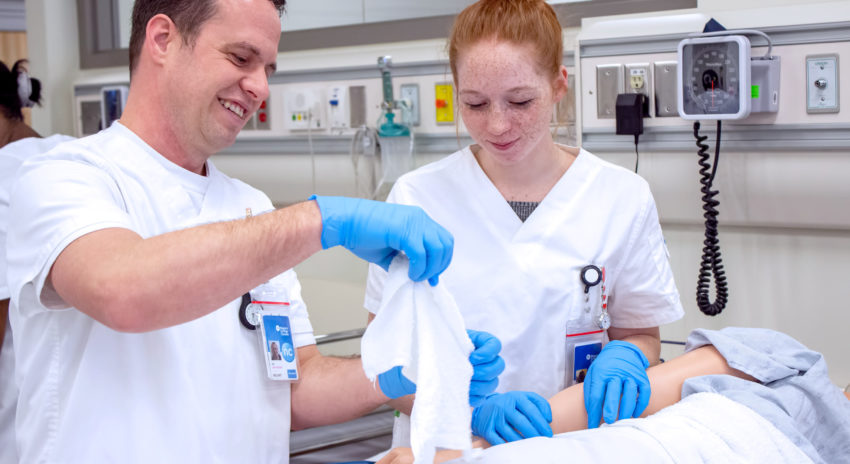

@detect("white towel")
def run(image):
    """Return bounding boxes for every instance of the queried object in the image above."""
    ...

[361,256,474,464]
[452,393,813,464]
[622,392,814,463]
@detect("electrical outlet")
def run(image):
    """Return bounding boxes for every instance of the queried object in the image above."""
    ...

[625,63,651,117]
[630,74,645,91]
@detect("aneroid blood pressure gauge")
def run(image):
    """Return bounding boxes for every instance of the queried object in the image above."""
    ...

[678,35,751,120]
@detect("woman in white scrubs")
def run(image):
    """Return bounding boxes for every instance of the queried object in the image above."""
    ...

[365,0,684,445]
[0,58,74,464]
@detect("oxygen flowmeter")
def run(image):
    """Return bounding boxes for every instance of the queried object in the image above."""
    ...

[678,31,780,120]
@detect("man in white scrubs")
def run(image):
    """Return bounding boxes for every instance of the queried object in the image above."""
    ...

[5,0,501,462]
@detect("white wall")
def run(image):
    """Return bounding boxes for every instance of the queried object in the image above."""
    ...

[577,1,850,385]
[24,0,79,137]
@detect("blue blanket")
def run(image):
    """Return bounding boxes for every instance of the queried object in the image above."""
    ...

[683,327,850,464]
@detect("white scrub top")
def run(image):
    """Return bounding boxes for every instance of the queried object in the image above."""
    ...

[6,123,315,463]
[0,134,75,464]
[365,146,683,399]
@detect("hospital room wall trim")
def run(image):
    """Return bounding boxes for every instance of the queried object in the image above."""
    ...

[215,133,477,156]
[581,123,850,152]
[71,54,576,95]
[579,20,850,58]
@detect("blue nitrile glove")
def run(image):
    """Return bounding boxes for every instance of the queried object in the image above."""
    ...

[467,329,505,407]
[583,340,651,428]
[378,366,417,399]
[471,391,553,445]
[376,331,504,403]
[310,195,453,286]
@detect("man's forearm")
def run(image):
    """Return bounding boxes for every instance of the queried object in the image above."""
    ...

[50,200,323,332]
[290,346,388,430]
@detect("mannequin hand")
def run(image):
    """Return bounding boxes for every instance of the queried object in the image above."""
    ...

[378,366,416,399]
[583,340,651,428]
[471,391,553,445]
[467,329,505,406]
[311,195,453,285]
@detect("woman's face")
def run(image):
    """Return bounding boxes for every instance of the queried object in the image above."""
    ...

[455,39,565,166]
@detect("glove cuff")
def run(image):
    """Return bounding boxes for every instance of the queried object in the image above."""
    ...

[607,340,650,369]
[309,194,338,249]
[378,366,416,399]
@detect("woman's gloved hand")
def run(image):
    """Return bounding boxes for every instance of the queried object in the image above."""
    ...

[467,329,505,406]
[377,330,504,403]
[310,195,453,286]
[471,391,553,445]
[378,366,417,399]
[583,340,651,428]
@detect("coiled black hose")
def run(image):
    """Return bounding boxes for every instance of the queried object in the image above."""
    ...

[693,121,728,316]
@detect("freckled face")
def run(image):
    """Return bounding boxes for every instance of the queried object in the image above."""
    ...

[456,39,562,166]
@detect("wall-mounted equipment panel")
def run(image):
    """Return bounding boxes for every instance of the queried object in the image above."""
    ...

[806,54,840,114]
[435,82,454,125]
[400,83,421,127]
[284,88,325,131]
[654,61,679,117]
[596,64,623,119]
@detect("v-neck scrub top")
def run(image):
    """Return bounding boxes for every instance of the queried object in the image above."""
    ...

[6,123,315,463]
[365,145,683,399]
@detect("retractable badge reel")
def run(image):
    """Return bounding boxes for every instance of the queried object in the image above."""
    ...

[240,281,300,381]
[580,265,610,330]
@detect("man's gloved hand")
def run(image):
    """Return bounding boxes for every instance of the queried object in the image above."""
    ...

[471,391,553,445]
[310,195,453,286]
[378,366,417,399]
[467,329,504,407]
[583,340,651,428]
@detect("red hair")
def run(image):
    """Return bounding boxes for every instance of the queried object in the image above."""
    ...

[448,0,563,83]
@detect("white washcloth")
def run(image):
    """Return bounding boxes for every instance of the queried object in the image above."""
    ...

[361,256,474,464]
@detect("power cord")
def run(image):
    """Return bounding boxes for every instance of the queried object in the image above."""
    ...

[633,134,640,173]
[693,121,728,315]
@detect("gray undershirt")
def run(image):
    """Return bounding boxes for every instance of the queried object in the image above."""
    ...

[508,201,540,222]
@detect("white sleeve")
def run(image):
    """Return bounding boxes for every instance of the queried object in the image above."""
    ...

[0,153,22,300]
[7,157,133,314]
[0,136,75,300]
[608,190,684,328]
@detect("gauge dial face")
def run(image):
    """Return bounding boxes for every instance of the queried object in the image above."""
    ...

[682,42,741,115]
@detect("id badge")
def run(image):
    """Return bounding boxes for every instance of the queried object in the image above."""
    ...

[565,330,603,387]
[257,306,300,381]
